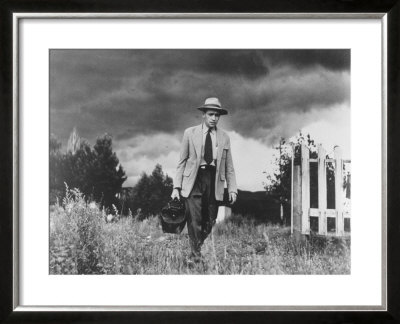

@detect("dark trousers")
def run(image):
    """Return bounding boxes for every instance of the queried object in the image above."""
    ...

[185,166,218,256]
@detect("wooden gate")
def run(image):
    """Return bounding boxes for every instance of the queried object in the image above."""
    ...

[292,144,351,237]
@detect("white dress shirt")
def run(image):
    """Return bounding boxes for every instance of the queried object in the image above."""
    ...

[200,124,217,166]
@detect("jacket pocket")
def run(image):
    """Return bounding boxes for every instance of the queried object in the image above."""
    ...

[222,148,228,157]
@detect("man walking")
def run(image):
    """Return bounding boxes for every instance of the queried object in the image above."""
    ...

[171,97,238,261]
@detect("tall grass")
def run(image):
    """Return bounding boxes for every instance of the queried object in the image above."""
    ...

[50,187,350,275]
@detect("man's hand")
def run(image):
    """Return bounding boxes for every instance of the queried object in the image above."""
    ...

[171,188,181,200]
[229,192,237,205]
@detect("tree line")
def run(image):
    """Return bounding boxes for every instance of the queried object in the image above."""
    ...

[51,128,342,223]
[50,129,172,218]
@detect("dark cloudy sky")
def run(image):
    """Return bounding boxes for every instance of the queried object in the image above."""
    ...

[50,49,350,191]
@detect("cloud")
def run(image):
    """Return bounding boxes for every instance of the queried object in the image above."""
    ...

[300,103,351,158]
[113,102,350,192]
[115,131,275,192]
[264,49,350,71]
[51,57,349,145]
[115,133,181,187]
[50,49,351,186]
[221,67,350,142]
[228,131,275,191]
[115,133,181,160]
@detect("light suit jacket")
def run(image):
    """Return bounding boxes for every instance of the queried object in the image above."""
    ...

[173,124,238,201]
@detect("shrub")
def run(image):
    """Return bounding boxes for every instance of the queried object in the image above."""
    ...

[50,184,105,274]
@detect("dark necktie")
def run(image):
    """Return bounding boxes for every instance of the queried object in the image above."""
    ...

[204,128,213,165]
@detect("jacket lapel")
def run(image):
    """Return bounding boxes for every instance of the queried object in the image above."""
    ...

[192,124,203,159]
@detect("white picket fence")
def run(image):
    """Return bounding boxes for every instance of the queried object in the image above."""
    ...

[292,144,351,237]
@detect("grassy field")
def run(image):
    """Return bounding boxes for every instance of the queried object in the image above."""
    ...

[50,188,350,275]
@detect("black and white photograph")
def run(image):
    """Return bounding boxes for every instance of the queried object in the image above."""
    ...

[49,49,351,275]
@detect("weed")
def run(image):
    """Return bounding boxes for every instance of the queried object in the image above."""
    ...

[50,190,350,275]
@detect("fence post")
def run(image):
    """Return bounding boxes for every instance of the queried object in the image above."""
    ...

[301,144,310,234]
[291,144,295,234]
[292,162,303,242]
[334,146,344,236]
[318,144,327,235]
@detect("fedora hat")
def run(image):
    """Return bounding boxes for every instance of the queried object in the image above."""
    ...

[197,97,228,115]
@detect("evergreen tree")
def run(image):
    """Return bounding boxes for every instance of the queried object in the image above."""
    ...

[66,140,96,198]
[91,134,127,208]
[148,164,173,214]
[127,164,173,219]
[49,130,127,209]
[130,172,151,217]
[49,134,64,204]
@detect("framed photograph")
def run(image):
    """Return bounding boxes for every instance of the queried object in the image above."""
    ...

[1,0,399,323]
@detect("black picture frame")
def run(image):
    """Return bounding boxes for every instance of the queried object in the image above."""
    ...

[1,0,399,323]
